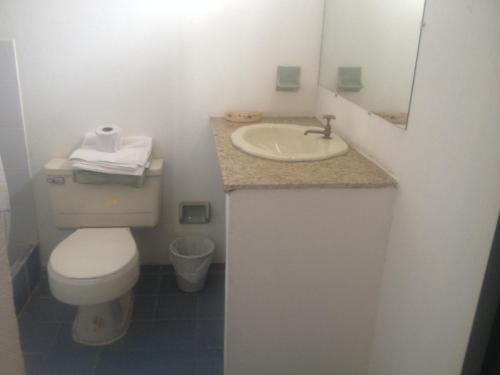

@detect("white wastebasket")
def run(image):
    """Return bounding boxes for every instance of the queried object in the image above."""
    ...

[169,236,215,292]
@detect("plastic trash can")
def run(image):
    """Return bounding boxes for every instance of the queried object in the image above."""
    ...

[169,236,215,292]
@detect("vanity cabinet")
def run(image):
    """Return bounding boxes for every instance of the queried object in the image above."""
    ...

[211,117,397,374]
[225,188,395,374]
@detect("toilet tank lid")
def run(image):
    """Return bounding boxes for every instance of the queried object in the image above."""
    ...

[44,158,163,176]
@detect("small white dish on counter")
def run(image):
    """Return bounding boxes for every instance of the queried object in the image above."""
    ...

[231,123,349,162]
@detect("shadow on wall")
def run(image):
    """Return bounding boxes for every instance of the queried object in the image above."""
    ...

[0,155,10,245]
[0,40,38,268]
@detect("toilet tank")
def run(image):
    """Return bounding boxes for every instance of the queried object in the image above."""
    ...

[44,158,163,228]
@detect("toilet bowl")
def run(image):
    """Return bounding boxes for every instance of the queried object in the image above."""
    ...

[48,227,139,346]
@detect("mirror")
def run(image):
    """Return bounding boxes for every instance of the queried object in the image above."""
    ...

[319,0,426,128]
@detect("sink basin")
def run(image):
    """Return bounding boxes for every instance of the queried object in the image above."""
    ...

[231,123,349,161]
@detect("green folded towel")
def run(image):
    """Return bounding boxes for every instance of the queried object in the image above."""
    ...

[73,169,145,188]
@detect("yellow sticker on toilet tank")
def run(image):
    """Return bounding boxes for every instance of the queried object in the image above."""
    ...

[105,196,118,206]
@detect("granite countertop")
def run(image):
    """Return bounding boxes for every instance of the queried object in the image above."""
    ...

[211,117,397,192]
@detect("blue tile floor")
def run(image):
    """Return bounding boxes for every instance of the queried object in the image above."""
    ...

[19,265,224,375]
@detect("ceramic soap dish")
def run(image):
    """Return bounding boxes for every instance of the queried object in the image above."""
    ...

[224,111,262,123]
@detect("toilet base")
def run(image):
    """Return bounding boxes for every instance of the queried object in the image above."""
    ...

[72,290,134,346]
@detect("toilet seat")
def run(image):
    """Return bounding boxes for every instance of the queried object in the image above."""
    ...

[48,228,139,305]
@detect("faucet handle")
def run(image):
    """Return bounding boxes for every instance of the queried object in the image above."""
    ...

[323,114,335,129]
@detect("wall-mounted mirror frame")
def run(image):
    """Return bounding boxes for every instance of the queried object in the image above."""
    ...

[319,0,427,129]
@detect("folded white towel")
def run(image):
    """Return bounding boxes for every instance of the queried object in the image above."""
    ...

[70,133,152,176]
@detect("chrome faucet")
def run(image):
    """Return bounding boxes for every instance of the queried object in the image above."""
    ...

[304,114,335,139]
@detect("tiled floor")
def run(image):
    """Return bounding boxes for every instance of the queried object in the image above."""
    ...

[19,265,224,375]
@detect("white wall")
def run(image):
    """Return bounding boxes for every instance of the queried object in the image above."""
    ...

[319,0,424,113]
[0,40,38,268]
[0,0,324,264]
[316,0,500,373]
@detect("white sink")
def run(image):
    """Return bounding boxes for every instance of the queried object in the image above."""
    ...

[231,123,349,161]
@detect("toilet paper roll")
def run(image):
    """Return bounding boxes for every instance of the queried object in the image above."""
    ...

[94,125,122,152]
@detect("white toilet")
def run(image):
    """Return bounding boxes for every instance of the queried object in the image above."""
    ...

[44,158,163,346]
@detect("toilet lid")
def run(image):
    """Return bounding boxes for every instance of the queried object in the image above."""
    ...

[49,228,137,279]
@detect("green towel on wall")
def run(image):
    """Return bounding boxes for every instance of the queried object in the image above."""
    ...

[73,169,145,188]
